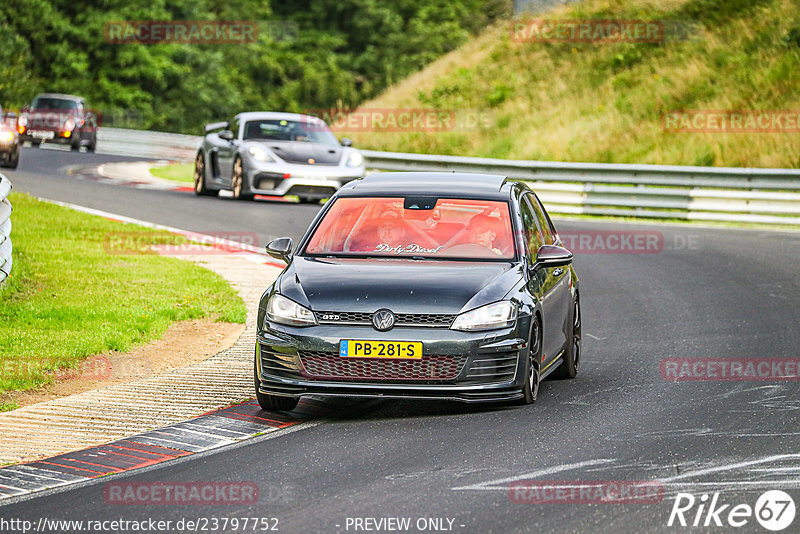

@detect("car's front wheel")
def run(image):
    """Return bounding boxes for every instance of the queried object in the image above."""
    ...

[254,358,299,412]
[6,147,19,169]
[231,157,254,200]
[517,318,542,405]
[70,132,81,151]
[193,152,215,196]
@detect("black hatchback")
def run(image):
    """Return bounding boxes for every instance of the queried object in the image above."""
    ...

[255,172,581,411]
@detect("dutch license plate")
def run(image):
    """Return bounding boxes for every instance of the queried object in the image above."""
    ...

[30,131,55,139]
[339,340,422,359]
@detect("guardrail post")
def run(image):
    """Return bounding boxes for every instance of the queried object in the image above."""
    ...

[0,173,12,286]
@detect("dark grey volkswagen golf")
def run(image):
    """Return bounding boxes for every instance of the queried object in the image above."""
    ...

[255,172,581,411]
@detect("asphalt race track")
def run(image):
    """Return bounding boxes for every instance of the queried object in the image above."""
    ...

[2,146,800,533]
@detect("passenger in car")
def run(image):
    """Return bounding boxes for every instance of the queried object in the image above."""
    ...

[466,214,504,256]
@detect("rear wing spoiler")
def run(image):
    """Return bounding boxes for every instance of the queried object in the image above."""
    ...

[204,121,228,133]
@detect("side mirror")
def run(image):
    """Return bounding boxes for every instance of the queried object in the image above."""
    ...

[532,245,573,270]
[266,237,293,263]
[340,137,353,147]
[219,130,235,142]
[5,111,17,120]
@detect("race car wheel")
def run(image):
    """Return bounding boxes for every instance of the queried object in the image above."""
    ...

[6,147,19,169]
[231,157,253,200]
[193,152,215,196]
[254,358,299,412]
[517,317,541,405]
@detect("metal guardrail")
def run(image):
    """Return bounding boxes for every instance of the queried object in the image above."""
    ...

[0,173,13,286]
[362,151,800,225]
[97,127,200,160]
[96,127,800,225]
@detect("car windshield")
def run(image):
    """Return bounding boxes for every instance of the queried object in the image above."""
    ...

[242,119,338,145]
[304,197,515,260]
[31,98,78,111]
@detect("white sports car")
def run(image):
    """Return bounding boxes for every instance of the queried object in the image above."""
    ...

[193,112,366,202]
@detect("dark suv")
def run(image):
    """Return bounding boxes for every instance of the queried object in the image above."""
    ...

[17,93,97,151]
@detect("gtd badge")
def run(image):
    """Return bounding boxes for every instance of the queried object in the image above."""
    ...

[372,309,396,331]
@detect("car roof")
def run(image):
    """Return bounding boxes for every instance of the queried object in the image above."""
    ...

[343,172,513,199]
[33,93,85,102]
[236,111,326,124]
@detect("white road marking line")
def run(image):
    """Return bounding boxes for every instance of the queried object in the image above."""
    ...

[585,333,605,341]
[451,459,615,491]
[658,454,800,483]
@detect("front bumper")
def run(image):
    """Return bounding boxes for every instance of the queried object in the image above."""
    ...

[19,130,73,145]
[244,160,364,199]
[255,321,530,403]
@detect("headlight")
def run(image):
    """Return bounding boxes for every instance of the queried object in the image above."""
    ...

[346,151,364,167]
[450,301,518,332]
[64,118,75,131]
[18,115,28,128]
[266,294,317,327]
[248,145,275,162]
[0,131,13,143]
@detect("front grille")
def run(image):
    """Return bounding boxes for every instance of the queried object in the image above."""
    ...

[299,350,467,382]
[260,346,302,377]
[255,172,284,190]
[316,311,455,328]
[465,353,518,383]
[286,185,337,198]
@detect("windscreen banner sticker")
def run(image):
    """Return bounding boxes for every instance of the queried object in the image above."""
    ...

[374,244,445,254]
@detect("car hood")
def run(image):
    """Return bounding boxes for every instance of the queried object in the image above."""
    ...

[278,257,523,314]
[252,141,342,166]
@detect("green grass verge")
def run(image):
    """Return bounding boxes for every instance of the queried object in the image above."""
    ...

[150,162,194,184]
[350,0,800,168]
[0,193,246,404]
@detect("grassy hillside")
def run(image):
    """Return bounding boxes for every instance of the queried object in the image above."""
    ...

[348,0,800,168]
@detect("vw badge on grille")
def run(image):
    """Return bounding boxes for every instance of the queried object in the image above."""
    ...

[371,309,396,331]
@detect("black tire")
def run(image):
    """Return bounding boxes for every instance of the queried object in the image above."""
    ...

[254,358,299,412]
[516,317,542,405]
[87,133,97,152]
[231,157,254,200]
[193,152,215,196]
[70,132,81,151]
[31,140,41,147]
[552,294,581,380]
[6,147,19,169]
